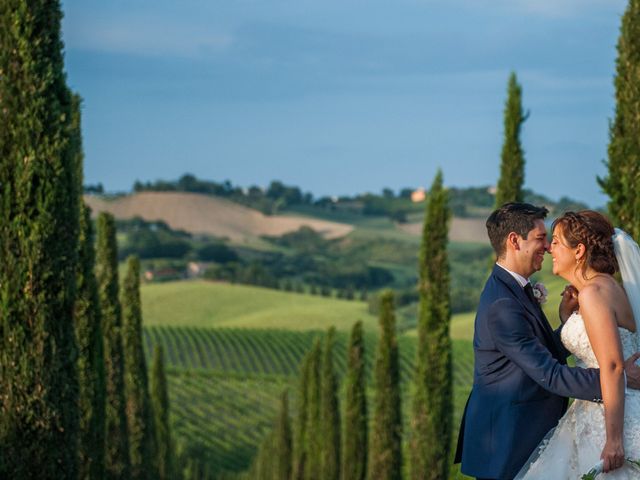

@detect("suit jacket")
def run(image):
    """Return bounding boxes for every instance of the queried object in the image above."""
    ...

[454,265,602,479]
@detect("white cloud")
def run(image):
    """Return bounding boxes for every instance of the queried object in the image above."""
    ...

[63,15,233,57]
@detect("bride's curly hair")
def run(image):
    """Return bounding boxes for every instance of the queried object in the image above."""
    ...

[551,210,618,277]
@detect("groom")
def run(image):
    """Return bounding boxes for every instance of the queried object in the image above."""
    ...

[454,202,640,480]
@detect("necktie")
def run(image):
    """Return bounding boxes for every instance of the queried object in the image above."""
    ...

[524,283,537,305]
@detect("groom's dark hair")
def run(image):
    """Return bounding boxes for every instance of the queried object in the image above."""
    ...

[486,202,549,258]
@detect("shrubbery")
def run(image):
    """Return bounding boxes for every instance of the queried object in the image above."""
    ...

[116,218,237,264]
[196,243,239,263]
[117,218,191,260]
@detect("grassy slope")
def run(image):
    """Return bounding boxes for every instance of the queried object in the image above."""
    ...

[141,280,378,331]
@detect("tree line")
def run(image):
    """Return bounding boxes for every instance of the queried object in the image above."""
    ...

[0,2,172,477]
[133,176,314,215]
[238,171,453,480]
[127,173,588,222]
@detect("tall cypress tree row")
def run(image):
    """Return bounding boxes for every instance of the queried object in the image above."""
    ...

[410,170,453,480]
[320,327,340,480]
[275,390,293,480]
[0,1,80,477]
[598,0,640,239]
[293,349,313,480]
[151,345,173,480]
[369,291,402,480]
[122,255,157,479]
[495,72,527,208]
[304,339,322,480]
[96,212,131,478]
[75,202,107,480]
[342,321,368,480]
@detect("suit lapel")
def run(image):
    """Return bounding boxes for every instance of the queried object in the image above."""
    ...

[492,265,538,318]
[492,266,559,354]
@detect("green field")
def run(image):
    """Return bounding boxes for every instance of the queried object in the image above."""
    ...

[140,280,475,477]
[141,281,378,332]
[140,250,570,478]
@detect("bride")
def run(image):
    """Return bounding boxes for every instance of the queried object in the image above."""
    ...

[517,211,640,479]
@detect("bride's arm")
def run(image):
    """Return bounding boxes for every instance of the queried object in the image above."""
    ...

[580,286,626,473]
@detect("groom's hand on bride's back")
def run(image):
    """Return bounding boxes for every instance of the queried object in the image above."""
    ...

[625,352,640,389]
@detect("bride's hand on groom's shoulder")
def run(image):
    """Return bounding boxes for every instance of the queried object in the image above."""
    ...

[559,285,579,323]
[624,352,640,390]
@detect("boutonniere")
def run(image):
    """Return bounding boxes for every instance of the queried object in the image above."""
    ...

[532,282,548,304]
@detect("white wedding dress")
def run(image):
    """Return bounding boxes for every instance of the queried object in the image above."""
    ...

[516,311,640,479]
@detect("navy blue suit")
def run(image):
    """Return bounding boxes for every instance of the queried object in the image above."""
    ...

[454,265,602,479]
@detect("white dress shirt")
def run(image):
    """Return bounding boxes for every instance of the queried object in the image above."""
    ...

[496,262,529,288]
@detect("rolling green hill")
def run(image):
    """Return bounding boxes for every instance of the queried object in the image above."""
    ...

[139,281,478,477]
[141,281,378,332]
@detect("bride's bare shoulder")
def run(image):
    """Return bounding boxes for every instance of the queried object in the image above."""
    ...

[579,281,610,305]
[584,274,621,293]
[581,275,635,330]
[579,277,620,314]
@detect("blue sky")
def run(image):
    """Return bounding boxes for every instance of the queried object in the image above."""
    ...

[62,0,628,206]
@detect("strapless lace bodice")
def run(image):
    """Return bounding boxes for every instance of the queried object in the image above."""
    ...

[517,312,640,479]
[561,312,640,369]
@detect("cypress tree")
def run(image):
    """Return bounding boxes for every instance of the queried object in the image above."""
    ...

[151,345,173,480]
[495,72,527,207]
[342,321,367,480]
[598,0,640,239]
[75,202,107,479]
[304,339,323,480]
[275,390,293,480]
[410,170,453,480]
[255,431,276,480]
[369,291,402,480]
[320,327,341,480]
[0,1,80,476]
[122,255,157,479]
[96,212,131,478]
[293,349,313,479]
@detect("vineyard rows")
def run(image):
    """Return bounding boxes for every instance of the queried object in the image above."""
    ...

[144,326,473,383]
[143,326,475,475]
